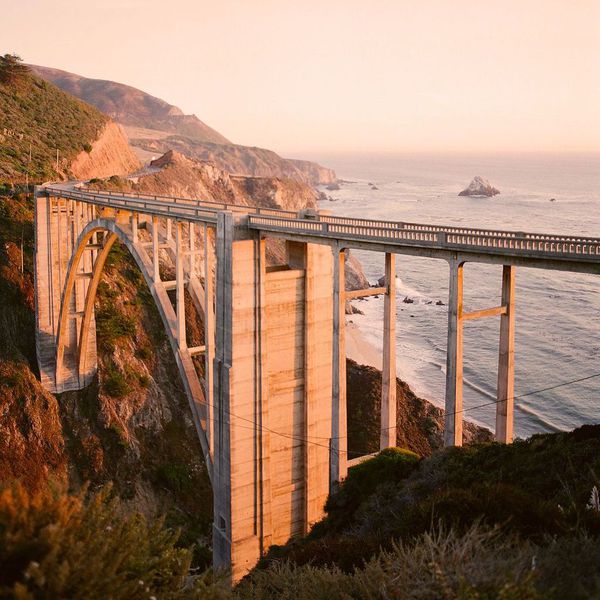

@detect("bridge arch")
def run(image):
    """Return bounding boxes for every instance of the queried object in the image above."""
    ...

[54,217,213,474]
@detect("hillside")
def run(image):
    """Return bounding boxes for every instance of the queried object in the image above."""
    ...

[30,65,231,145]
[0,71,107,183]
[0,67,139,184]
[31,64,337,185]
[235,427,600,598]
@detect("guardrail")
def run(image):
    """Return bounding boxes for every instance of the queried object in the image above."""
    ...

[46,187,220,223]
[77,187,600,245]
[78,187,299,219]
[45,186,600,260]
[247,215,600,259]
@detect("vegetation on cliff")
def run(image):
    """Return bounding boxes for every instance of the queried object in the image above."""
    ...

[240,427,600,599]
[4,427,600,598]
[0,482,228,599]
[0,60,108,184]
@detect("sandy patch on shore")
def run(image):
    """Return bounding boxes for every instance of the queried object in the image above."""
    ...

[345,321,382,370]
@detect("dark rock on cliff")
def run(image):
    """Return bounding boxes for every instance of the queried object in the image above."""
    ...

[345,250,370,291]
[346,359,492,457]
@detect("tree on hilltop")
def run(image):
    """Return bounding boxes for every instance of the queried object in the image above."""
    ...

[0,54,30,86]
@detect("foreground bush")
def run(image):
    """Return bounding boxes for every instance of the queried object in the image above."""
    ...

[0,482,227,599]
[239,525,539,600]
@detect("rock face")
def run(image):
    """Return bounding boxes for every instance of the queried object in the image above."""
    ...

[132,135,336,186]
[142,150,319,210]
[346,359,492,456]
[70,122,140,180]
[458,176,500,197]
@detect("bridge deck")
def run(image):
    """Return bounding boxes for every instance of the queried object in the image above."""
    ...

[44,185,600,271]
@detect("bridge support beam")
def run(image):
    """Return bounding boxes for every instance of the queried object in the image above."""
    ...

[175,222,187,350]
[496,265,516,443]
[444,258,464,446]
[380,252,397,449]
[331,246,347,487]
[151,216,160,282]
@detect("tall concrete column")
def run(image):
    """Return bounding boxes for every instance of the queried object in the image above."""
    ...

[212,212,234,578]
[152,216,160,282]
[203,224,215,456]
[189,222,196,275]
[380,252,397,449]
[331,245,347,486]
[175,221,186,349]
[304,243,334,531]
[496,265,516,443]
[131,213,138,243]
[444,258,464,446]
[256,236,272,552]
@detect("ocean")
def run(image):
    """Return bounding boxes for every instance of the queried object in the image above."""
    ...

[306,152,600,437]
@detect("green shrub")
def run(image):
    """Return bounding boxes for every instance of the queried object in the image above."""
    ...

[95,303,136,352]
[83,142,93,153]
[156,463,194,493]
[0,481,228,599]
[318,447,420,535]
[138,373,151,388]
[103,364,130,398]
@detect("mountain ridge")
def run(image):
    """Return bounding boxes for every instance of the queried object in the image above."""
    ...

[30,65,231,145]
[31,64,337,186]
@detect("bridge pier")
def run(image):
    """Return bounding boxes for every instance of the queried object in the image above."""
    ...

[381,252,397,450]
[331,246,347,486]
[443,260,517,446]
[444,258,464,446]
[496,265,516,443]
[213,215,335,580]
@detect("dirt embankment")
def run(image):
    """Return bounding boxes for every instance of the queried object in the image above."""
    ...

[70,122,140,180]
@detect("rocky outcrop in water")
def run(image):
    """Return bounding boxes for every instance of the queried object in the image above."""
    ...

[458,176,500,197]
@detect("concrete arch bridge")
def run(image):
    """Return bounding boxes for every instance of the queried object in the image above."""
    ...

[34,183,600,579]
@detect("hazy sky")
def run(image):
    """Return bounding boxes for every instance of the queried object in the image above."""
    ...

[3,0,599,154]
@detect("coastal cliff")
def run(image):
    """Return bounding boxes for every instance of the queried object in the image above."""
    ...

[127,133,336,186]
[70,122,140,180]
[31,65,337,186]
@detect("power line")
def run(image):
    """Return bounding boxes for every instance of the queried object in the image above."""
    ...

[193,370,600,456]
[444,371,600,419]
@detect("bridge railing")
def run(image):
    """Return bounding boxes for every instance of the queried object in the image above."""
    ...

[247,215,600,258]
[317,214,600,244]
[78,187,300,219]
[46,186,600,258]
[79,187,600,245]
[45,187,220,223]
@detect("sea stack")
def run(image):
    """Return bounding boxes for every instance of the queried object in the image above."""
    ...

[459,176,500,197]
